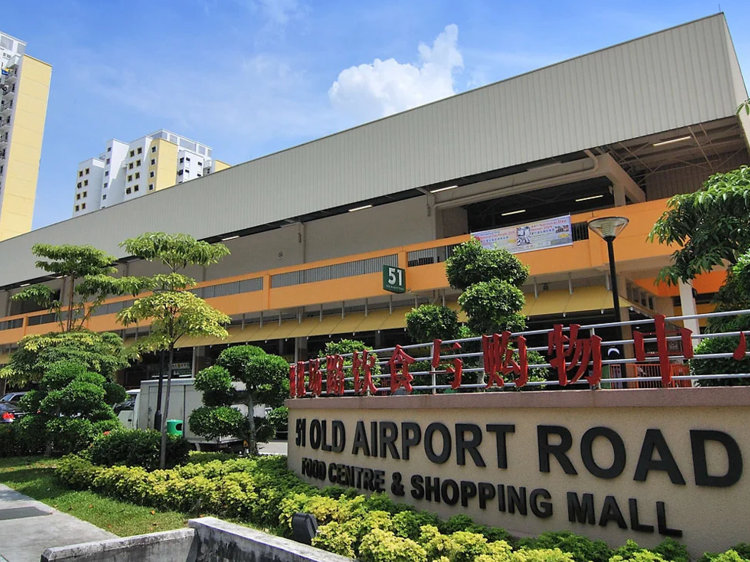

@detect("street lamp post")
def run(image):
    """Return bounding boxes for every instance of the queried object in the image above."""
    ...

[588,216,629,383]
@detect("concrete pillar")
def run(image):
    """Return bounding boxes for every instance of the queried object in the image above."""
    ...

[192,346,207,377]
[613,182,627,206]
[678,281,701,345]
[294,337,308,363]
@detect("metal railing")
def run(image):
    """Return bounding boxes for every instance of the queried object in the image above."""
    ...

[289,308,750,397]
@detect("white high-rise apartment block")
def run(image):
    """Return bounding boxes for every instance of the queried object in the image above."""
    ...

[73,129,230,216]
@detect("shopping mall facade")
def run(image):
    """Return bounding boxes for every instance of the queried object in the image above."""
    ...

[0,15,748,386]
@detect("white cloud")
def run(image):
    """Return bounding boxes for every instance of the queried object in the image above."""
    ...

[329,24,463,122]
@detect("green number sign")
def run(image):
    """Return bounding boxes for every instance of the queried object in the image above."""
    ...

[383,265,406,294]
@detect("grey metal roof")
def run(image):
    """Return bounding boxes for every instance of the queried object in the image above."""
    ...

[0,14,747,288]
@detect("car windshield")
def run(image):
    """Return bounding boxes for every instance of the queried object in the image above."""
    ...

[0,394,13,404]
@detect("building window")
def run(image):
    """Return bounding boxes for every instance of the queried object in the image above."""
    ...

[151,146,157,153]
[106,158,110,164]
[148,184,154,191]
[134,185,140,192]
[129,150,134,157]
[126,188,132,195]
[81,203,86,210]
[76,193,80,200]
[78,171,83,178]
[129,163,133,169]
[177,170,184,176]
[103,182,108,188]
[85,168,90,174]
[136,160,141,166]
[75,205,80,212]
[102,194,107,200]
[107,146,111,152]
[179,157,184,164]
[150,159,155,165]
[135,172,140,179]
[197,161,203,167]
[149,171,155,178]
[197,174,202,177]
[77,182,82,188]
[137,147,142,154]
[185,157,190,162]
[127,175,133,182]
[205,168,211,174]
[83,191,87,197]
[105,171,109,177]
[84,180,88,186]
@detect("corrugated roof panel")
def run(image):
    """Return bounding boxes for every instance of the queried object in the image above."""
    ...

[0,15,746,288]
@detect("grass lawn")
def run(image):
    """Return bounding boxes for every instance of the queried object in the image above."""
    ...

[0,456,189,537]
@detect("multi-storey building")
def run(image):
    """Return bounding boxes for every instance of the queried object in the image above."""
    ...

[0,32,52,241]
[0,15,748,388]
[73,130,230,215]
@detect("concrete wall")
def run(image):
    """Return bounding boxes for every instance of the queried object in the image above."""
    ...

[42,529,197,562]
[305,195,433,262]
[41,518,352,562]
[288,387,750,558]
[190,517,352,562]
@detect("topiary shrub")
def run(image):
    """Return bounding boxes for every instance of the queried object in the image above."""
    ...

[89,429,190,470]
[406,304,460,343]
[15,360,125,455]
[190,345,288,455]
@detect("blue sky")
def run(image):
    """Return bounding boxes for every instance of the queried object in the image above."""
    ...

[3,0,749,230]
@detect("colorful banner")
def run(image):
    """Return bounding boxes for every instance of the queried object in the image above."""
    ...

[472,215,573,254]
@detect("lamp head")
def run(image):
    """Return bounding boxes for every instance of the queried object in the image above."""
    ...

[588,216,629,241]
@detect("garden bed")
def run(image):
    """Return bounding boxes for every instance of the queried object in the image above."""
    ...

[54,454,749,562]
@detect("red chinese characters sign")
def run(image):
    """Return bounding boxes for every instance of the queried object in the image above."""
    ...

[287,317,748,397]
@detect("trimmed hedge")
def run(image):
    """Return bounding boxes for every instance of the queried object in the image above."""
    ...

[56,455,750,562]
[88,429,191,471]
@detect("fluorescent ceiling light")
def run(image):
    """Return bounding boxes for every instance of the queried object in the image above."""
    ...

[431,185,458,193]
[348,205,373,212]
[652,135,691,147]
[221,235,240,241]
[575,194,605,202]
[501,209,526,216]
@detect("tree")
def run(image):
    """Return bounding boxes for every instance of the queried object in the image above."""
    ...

[116,232,231,469]
[11,244,145,332]
[189,345,288,454]
[406,304,460,343]
[648,166,750,290]
[0,330,129,386]
[649,167,750,383]
[18,360,125,455]
[446,238,529,334]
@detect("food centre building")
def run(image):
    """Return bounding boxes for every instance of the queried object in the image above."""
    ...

[0,14,748,386]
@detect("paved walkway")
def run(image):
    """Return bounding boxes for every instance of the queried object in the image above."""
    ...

[0,484,115,562]
[259,439,288,456]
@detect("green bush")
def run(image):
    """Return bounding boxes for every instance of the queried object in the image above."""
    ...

[56,454,744,562]
[268,406,288,434]
[519,531,612,562]
[359,528,427,562]
[89,429,190,470]
[406,304,460,342]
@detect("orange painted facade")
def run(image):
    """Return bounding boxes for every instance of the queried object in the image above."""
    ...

[0,198,724,347]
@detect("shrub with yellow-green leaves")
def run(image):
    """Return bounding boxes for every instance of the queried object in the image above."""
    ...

[56,454,750,562]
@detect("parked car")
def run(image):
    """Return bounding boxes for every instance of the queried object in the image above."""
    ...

[0,391,27,423]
